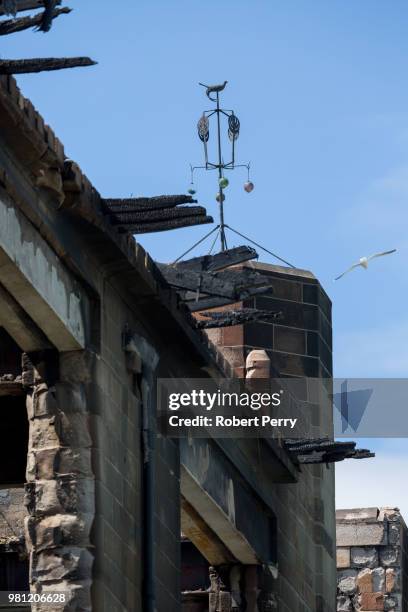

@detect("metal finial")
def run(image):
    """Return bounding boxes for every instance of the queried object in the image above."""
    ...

[190,82,250,251]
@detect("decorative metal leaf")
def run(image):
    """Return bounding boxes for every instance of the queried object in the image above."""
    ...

[197,114,209,143]
[228,113,240,141]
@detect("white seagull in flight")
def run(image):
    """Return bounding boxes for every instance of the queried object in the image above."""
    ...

[335,249,397,280]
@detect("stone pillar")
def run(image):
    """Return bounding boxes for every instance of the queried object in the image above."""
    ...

[23,350,95,612]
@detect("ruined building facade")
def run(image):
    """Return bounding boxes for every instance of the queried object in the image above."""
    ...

[336,507,408,611]
[0,74,369,611]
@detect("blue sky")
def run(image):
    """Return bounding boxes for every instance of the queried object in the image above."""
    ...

[2,1,407,512]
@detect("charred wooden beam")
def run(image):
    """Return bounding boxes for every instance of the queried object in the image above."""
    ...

[0,5,70,35]
[285,438,374,464]
[0,56,96,74]
[285,439,356,453]
[185,286,272,312]
[297,448,375,464]
[175,245,258,272]
[0,0,59,16]
[196,308,283,329]
[110,206,207,225]
[103,195,197,213]
[350,449,376,459]
[157,265,274,299]
[158,265,242,298]
[119,215,213,235]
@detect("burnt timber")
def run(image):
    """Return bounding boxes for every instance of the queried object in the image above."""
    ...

[0,0,96,73]
[109,206,208,225]
[0,0,60,15]
[103,195,198,212]
[196,308,283,329]
[0,6,71,35]
[102,195,214,234]
[175,245,258,272]
[118,215,214,234]
[157,265,274,300]
[285,438,375,465]
[0,57,97,74]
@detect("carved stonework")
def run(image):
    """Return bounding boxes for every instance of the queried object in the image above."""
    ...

[209,566,232,612]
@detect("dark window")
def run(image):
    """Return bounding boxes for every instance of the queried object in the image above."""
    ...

[0,396,28,485]
[181,539,210,592]
[0,328,27,486]
[0,328,22,379]
[0,552,29,591]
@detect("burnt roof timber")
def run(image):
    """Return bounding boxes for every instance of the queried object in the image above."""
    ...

[297,449,375,464]
[286,440,356,453]
[158,265,248,299]
[284,438,375,465]
[196,308,283,329]
[175,245,258,272]
[103,195,197,212]
[0,57,96,74]
[157,265,274,299]
[0,6,71,35]
[109,205,207,225]
[118,215,213,234]
[0,0,59,15]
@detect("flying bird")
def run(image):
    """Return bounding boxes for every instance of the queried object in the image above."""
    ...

[199,81,228,101]
[37,0,57,33]
[334,249,397,280]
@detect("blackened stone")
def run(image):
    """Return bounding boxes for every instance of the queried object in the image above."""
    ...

[303,283,318,305]
[274,326,306,355]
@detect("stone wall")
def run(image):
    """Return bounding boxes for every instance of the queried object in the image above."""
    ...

[89,281,181,612]
[336,507,408,611]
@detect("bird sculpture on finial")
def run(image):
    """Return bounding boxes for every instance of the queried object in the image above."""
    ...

[199,81,228,101]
